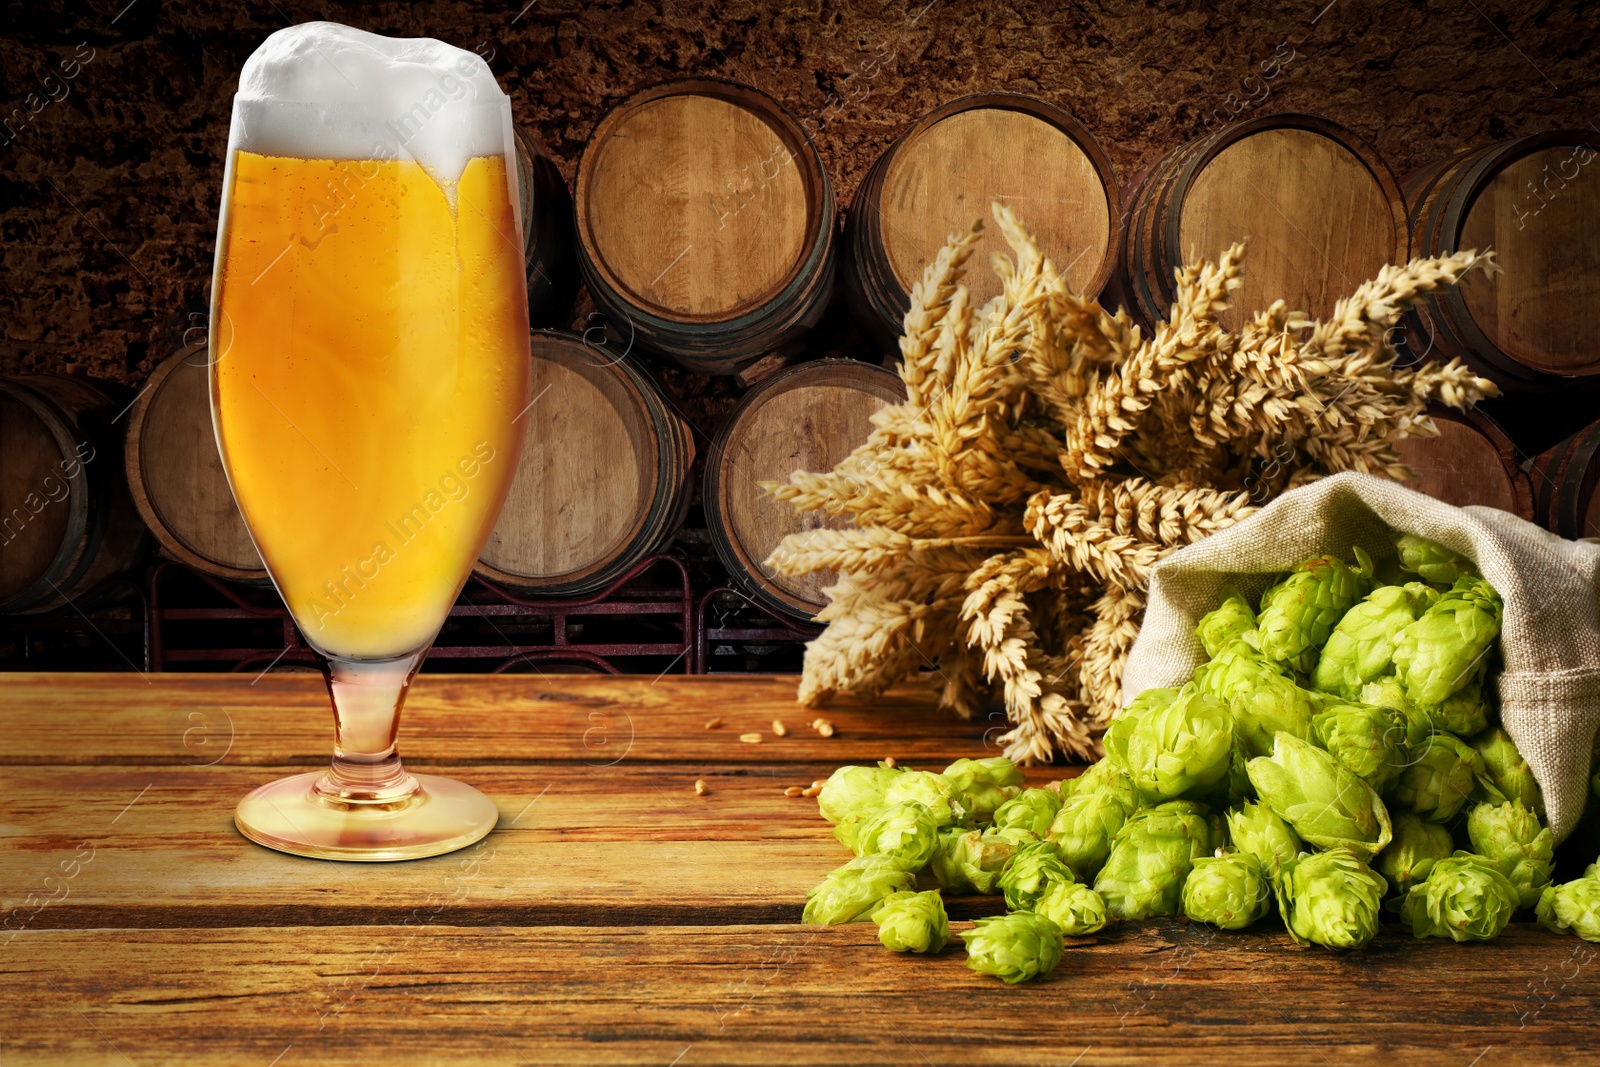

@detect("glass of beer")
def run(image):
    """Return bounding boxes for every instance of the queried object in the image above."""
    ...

[210,23,531,860]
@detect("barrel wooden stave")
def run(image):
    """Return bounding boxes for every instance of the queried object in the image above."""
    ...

[1532,420,1600,540]
[1122,114,1407,333]
[705,360,904,621]
[476,331,692,596]
[512,126,579,329]
[846,94,1121,346]
[125,345,267,583]
[574,79,836,371]
[0,375,148,614]
[1391,406,1532,520]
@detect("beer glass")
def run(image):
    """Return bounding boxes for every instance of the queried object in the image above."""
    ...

[210,24,531,860]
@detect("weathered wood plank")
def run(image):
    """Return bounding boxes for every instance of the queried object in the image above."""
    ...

[2,923,1593,1066]
[0,673,1010,766]
[0,762,1065,928]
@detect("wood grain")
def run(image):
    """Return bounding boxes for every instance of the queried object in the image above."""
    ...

[707,361,904,620]
[3,923,1593,1066]
[124,343,266,581]
[579,90,809,320]
[1459,143,1600,375]
[1392,407,1533,519]
[1177,126,1400,329]
[878,104,1113,306]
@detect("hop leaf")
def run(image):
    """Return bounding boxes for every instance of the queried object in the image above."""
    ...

[1196,588,1257,658]
[1537,878,1600,942]
[960,911,1064,984]
[993,787,1064,837]
[853,801,940,870]
[1033,881,1109,936]
[1310,582,1437,699]
[1471,726,1544,816]
[1374,811,1455,906]
[998,840,1077,910]
[1093,800,1216,920]
[1183,851,1270,929]
[1256,551,1374,674]
[1226,800,1303,876]
[1391,576,1502,707]
[803,855,918,925]
[872,889,951,953]
[1394,534,1479,587]
[942,757,1025,821]
[1275,847,1388,950]
[1466,800,1554,910]
[1118,682,1233,800]
[1312,700,1408,791]
[1401,852,1518,942]
[818,764,903,850]
[1389,732,1485,823]
[1246,732,1393,860]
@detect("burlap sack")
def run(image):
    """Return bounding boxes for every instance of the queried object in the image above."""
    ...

[1122,471,1600,843]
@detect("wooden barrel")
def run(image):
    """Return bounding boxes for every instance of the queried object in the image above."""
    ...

[1406,131,1600,392]
[476,330,693,595]
[512,125,579,328]
[1531,420,1600,540]
[844,94,1122,345]
[573,78,837,373]
[124,344,268,583]
[1391,406,1533,520]
[0,375,149,614]
[1122,113,1407,332]
[704,360,904,621]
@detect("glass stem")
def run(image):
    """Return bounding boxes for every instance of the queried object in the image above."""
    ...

[315,650,426,805]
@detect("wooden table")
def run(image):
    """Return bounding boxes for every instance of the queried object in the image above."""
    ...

[1,673,1595,1065]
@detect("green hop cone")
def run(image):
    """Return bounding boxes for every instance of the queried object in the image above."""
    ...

[1391,575,1503,707]
[1103,687,1179,769]
[1228,673,1317,758]
[1046,765,1139,882]
[1360,676,1408,713]
[1246,732,1393,860]
[1311,700,1408,791]
[1033,881,1108,936]
[1374,811,1455,905]
[1093,800,1215,920]
[1425,680,1489,737]
[960,911,1064,984]
[1183,850,1270,929]
[1195,637,1284,705]
[1471,727,1544,815]
[1537,879,1600,942]
[1226,800,1303,874]
[932,825,1020,895]
[1311,582,1439,699]
[1400,852,1518,941]
[1394,533,1480,587]
[882,769,967,829]
[1197,588,1258,658]
[993,787,1064,837]
[1256,550,1375,674]
[942,757,1024,822]
[1389,732,1484,823]
[998,840,1077,910]
[802,854,917,925]
[817,763,902,850]
[871,889,950,954]
[1275,847,1388,950]
[1466,801,1554,910]
[1120,683,1233,800]
[853,801,939,869]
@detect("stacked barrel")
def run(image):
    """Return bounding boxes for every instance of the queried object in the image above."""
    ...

[7,85,1597,639]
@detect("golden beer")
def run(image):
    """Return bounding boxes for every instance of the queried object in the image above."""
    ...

[212,151,529,658]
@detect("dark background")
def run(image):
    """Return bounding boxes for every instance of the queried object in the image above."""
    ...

[4,0,1599,386]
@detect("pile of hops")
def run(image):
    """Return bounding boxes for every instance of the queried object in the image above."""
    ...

[802,538,1600,982]
[765,204,1498,763]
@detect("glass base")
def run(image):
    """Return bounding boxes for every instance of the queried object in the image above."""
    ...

[234,770,499,862]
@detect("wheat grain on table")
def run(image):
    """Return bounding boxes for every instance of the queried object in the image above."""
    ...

[0,674,1593,1065]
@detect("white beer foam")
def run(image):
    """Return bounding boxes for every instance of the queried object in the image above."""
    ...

[231,22,510,188]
